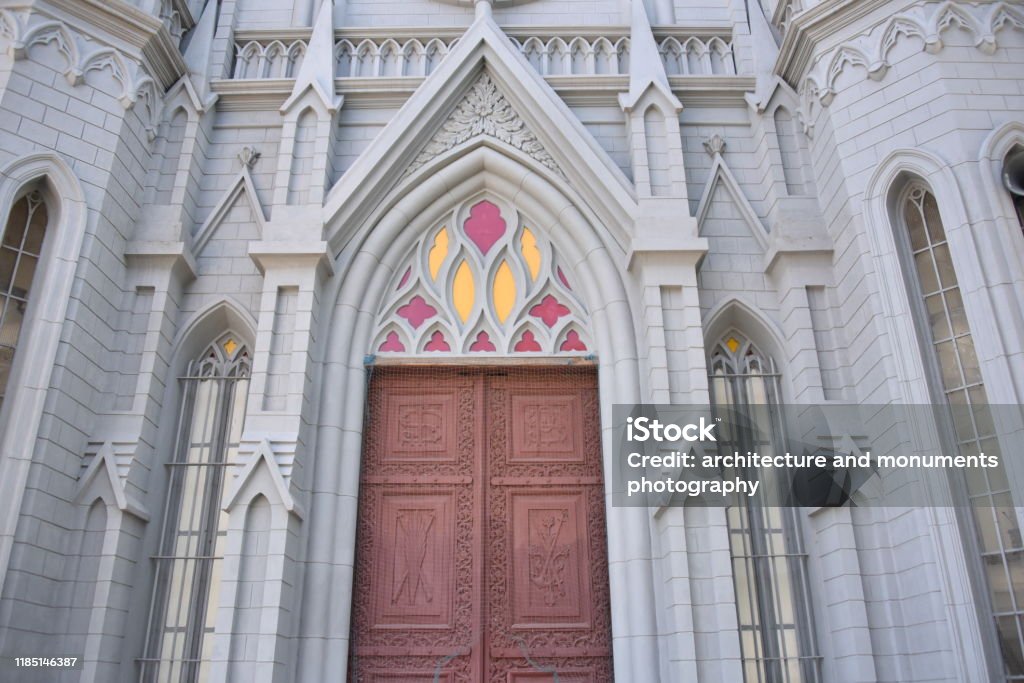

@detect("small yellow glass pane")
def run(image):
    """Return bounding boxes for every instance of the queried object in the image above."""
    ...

[726,337,740,354]
[428,227,449,280]
[223,338,238,356]
[493,260,516,324]
[520,228,541,281]
[453,260,475,324]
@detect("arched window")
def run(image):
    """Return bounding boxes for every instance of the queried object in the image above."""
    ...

[0,189,49,408]
[898,183,1024,679]
[709,332,821,683]
[1003,147,1024,231]
[141,334,251,682]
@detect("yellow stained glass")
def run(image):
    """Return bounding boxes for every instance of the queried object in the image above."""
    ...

[726,337,740,354]
[521,228,541,281]
[428,227,449,280]
[493,260,516,324]
[453,260,475,323]
[223,338,238,356]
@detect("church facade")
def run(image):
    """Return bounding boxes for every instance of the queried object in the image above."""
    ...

[0,0,1023,680]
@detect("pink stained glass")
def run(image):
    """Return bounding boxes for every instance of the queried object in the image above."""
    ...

[424,330,451,352]
[469,331,497,352]
[529,294,570,327]
[397,267,411,290]
[378,331,406,352]
[397,295,437,329]
[513,330,542,352]
[464,200,506,255]
[559,330,587,352]
[557,266,572,290]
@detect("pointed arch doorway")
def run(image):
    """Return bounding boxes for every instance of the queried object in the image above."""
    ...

[348,364,612,682]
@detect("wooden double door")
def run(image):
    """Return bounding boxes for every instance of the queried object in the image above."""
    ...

[349,367,613,682]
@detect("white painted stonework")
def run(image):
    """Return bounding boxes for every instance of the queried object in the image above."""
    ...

[0,0,1021,681]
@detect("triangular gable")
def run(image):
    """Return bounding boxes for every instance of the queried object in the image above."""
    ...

[322,13,638,252]
[745,75,801,115]
[696,153,769,251]
[162,75,209,117]
[222,439,303,518]
[192,168,267,256]
[75,442,149,521]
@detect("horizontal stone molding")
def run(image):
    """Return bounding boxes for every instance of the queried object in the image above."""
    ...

[0,9,166,138]
[796,1,1024,127]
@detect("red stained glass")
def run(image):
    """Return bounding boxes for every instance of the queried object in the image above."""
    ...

[559,330,587,352]
[464,200,506,256]
[397,295,437,329]
[469,331,497,352]
[557,266,572,290]
[397,267,411,290]
[529,294,570,327]
[378,331,406,352]
[424,330,451,352]
[513,330,542,352]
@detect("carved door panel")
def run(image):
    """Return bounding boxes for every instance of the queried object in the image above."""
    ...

[350,369,483,682]
[485,370,613,682]
[350,367,612,682]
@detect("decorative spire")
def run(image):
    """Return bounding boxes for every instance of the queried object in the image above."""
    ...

[283,0,341,112]
[475,0,493,21]
[747,0,781,106]
[183,0,218,102]
[619,0,680,111]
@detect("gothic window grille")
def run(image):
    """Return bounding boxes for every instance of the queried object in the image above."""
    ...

[140,335,251,683]
[899,184,1024,680]
[0,190,48,409]
[709,333,821,683]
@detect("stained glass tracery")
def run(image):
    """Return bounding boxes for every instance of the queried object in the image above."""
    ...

[375,199,590,355]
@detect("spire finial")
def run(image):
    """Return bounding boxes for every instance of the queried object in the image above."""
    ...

[619,0,680,111]
[183,0,218,102]
[283,0,342,111]
[475,0,493,20]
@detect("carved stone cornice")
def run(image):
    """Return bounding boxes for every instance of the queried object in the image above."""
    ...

[2,6,169,138]
[774,0,893,86]
[17,0,185,87]
[795,0,1024,120]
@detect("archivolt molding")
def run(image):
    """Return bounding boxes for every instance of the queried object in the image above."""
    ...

[798,1,1024,124]
[1,11,163,138]
[404,72,566,181]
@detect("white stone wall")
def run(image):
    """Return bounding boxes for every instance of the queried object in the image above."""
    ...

[0,0,1020,681]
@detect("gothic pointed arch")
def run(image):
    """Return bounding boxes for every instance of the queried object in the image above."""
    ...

[171,298,258,368]
[321,13,638,255]
[141,331,252,681]
[703,296,788,372]
[0,153,88,599]
[704,325,822,683]
[372,195,592,356]
[306,143,657,681]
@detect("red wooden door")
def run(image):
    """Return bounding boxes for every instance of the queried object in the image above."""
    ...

[349,367,613,682]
